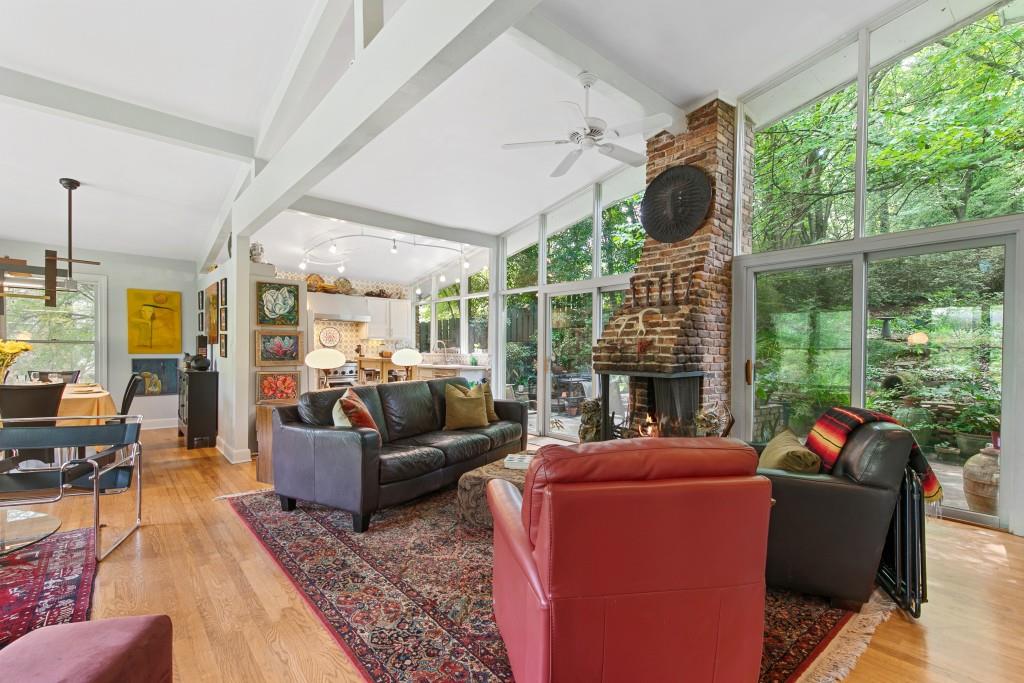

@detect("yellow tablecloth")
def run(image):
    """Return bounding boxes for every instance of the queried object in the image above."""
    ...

[58,385,118,425]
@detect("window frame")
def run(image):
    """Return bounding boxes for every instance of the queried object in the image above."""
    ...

[0,273,108,386]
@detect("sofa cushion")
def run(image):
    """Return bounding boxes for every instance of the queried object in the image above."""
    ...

[298,387,348,426]
[394,430,492,466]
[426,377,471,430]
[444,383,489,430]
[379,445,445,484]
[350,385,390,443]
[378,381,437,440]
[758,429,820,474]
[465,420,523,450]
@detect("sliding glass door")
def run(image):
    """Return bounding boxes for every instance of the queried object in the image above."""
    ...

[545,292,593,440]
[752,263,853,440]
[866,245,1005,521]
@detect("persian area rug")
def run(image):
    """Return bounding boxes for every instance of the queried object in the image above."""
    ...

[0,528,96,648]
[230,490,893,682]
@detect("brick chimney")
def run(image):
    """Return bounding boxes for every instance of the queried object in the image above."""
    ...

[593,99,751,433]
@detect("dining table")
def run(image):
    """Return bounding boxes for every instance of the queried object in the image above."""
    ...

[57,383,119,424]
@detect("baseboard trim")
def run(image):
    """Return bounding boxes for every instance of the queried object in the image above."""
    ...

[142,417,177,431]
[217,436,252,464]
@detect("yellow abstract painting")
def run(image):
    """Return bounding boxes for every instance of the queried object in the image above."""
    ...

[127,289,182,354]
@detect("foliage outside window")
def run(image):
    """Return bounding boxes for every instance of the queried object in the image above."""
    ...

[546,216,593,284]
[435,299,460,350]
[752,84,857,253]
[6,283,98,383]
[504,292,537,392]
[601,192,646,275]
[601,289,628,326]
[867,13,1024,234]
[468,267,489,294]
[416,304,431,352]
[468,297,488,352]
[506,244,538,289]
[437,278,460,299]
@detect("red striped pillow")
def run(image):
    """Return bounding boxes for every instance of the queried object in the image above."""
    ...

[340,389,381,445]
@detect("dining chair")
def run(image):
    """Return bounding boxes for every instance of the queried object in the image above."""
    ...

[119,373,145,416]
[0,383,66,468]
[0,416,144,561]
[26,370,81,384]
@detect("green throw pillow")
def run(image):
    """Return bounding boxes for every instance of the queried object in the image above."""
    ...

[759,429,821,474]
[332,398,352,428]
[444,383,489,430]
[451,382,500,423]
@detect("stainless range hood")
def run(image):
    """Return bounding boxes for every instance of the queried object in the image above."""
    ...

[315,314,371,323]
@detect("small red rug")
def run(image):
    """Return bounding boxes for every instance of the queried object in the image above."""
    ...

[230,491,881,682]
[0,528,96,649]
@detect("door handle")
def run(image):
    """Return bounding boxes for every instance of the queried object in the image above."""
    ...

[745,359,753,386]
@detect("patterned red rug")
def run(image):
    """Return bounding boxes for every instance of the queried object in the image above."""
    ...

[230,490,889,682]
[0,528,96,648]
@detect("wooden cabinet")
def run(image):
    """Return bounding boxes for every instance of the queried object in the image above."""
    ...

[256,402,295,484]
[366,298,390,339]
[178,370,218,449]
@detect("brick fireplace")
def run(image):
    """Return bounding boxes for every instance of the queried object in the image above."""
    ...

[593,99,750,436]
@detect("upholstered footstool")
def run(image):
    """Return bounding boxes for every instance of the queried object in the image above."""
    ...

[0,614,173,682]
[458,459,530,529]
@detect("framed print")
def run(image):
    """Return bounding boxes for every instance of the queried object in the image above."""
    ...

[198,291,204,311]
[219,308,228,331]
[256,371,300,404]
[219,334,228,358]
[255,281,300,327]
[198,312,204,332]
[219,277,228,301]
[126,289,182,354]
[205,282,219,345]
[255,330,304,366]
[130,358,179,396]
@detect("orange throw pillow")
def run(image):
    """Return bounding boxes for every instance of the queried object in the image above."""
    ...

[340,389,381,445]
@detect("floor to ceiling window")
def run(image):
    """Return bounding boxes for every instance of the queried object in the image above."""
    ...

[415,247,491,357]
[738,0,1021,527]
[497,166,644,439]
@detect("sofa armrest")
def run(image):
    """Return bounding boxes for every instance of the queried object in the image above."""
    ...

[759,469,898,603]
[494,398,529,451]
[272,411,381,512]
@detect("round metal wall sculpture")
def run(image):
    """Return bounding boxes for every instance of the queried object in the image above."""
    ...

[640,165,712,243]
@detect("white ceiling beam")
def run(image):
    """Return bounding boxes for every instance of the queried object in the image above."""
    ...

[354,0,384,56]
[0,66,254,161]
[509,12,686,134]
[255,0,355,159]
[232,0,543,238]
[290,195,497,248]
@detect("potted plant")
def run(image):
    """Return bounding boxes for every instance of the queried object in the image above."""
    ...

[949,394,1000,460]
[0,340,32,381]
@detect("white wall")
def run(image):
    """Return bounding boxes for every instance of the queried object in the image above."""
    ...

[0,237,197,428]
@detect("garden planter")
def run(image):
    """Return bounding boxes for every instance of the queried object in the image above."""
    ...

[934,445,961,463]
[955,432,989,459]
[963,446,999,516]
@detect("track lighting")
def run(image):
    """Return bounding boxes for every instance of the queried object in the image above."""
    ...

[390,239,398,254]
[337,264,345,274]
[439,274,446,283]
[299,260,308,270]
[415,287,422,295]
[329,242,337,254]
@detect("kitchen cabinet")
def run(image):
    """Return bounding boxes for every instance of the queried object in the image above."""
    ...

[366,298,412,340]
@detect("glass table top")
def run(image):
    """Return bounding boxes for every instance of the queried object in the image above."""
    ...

[0,508,61,556]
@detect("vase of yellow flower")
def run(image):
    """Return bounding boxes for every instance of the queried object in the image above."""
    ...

[0,340,33,381]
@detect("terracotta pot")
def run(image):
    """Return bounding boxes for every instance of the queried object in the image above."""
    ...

[963,446,999,516]
[955,432,989,460]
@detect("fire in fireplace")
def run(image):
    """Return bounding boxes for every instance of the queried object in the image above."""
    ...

[596,370,704,439]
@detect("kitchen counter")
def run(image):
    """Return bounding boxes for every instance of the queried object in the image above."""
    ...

[418,363,488,370]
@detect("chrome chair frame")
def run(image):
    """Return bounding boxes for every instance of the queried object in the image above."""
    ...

[0,415,143,561]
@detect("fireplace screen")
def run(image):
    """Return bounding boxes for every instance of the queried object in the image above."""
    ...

[596,370,704,440]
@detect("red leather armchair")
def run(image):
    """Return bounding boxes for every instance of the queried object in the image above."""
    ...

[487,438,772,683]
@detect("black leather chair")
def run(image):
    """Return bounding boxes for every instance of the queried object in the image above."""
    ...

[273,377,529,532]
[756,422,916,608]
[0,383,66,468]
[119,373,144,415]
[27,370,81,384]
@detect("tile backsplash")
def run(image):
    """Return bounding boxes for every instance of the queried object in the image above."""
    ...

[313,320,367,358]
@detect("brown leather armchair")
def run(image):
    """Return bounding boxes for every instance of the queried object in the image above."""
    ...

[756,422,916,607]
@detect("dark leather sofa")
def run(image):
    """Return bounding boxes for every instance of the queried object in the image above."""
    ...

[756,422,915,607]
[272,377,528,532]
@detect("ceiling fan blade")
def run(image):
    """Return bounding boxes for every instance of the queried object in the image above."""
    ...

[597,143,647,166]
[501,140,570,150]
[605,112,674,139]
[550,148,584,178]
[557,100,588,130]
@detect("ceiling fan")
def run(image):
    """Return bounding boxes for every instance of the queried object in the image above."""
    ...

[501,72,673,178]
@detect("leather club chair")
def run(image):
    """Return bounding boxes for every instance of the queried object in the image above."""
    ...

[486,437,772,683]
[756,421,915,607]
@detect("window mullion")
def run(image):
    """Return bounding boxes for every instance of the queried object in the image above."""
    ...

[854,27,869,240]
[592,182,603,279]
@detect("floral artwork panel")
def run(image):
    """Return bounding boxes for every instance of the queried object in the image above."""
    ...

[255,330,304,366]
[256,371,300,403]
[256,282,299,327]
[126,289,182,354]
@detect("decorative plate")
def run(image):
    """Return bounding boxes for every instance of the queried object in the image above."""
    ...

[318,326,341,347]
[305,273,325,292]
[641,165,712,243]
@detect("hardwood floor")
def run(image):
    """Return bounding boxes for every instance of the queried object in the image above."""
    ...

[19,428,1024,682]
